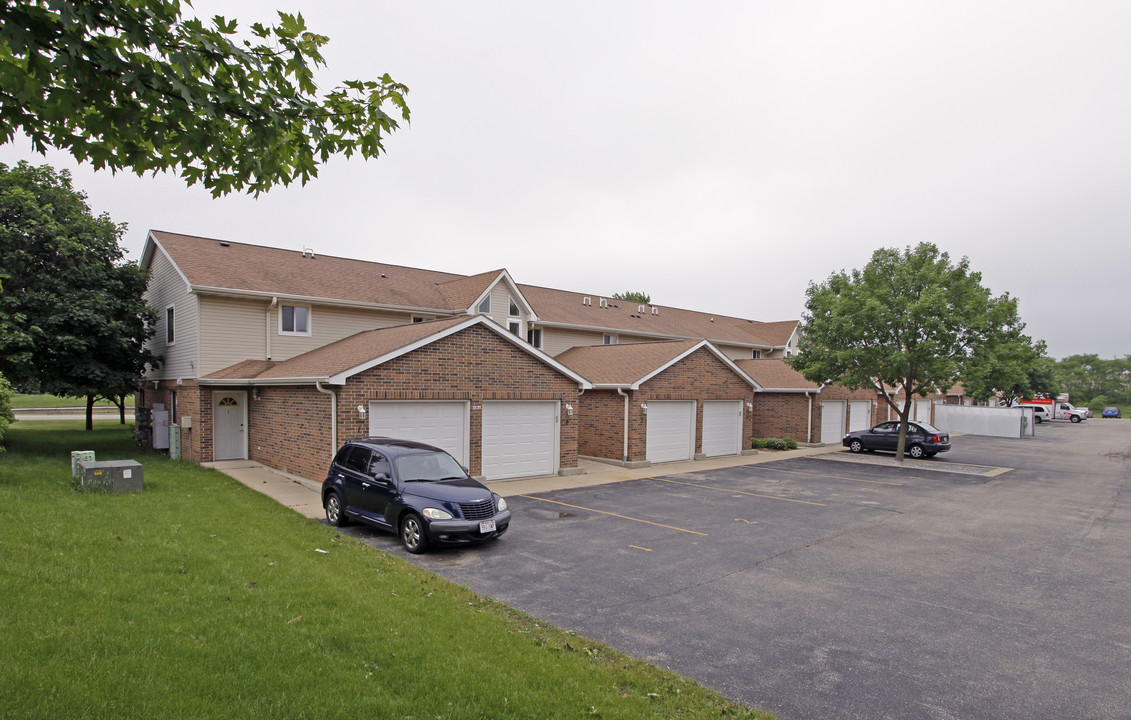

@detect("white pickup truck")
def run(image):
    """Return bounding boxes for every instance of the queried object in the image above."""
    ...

[1021,400,1087,423]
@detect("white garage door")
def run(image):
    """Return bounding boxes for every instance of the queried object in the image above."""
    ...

[646,401,695,463]
[368,401,468,466]
[914,398,933,424]
[702,401,742,457]
[848,400,872,433]
[820,401,846,445]
[482,402,558,480]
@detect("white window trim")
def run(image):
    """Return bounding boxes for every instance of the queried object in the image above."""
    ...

[478,296,491,313]
[603,334,618,345]
[278,303,312,337]
[508,295,520,318]
[165,304,176,346]
[527,327,543,349]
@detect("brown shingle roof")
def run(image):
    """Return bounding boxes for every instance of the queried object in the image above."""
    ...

[150,231,798,346]
[202,317,471,382]
[150,231,464,310]
[555,340,703,386]
[735,358,819,391]
[517,284,794,349]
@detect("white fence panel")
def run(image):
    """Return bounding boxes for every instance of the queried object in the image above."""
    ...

[933,404,1036,438]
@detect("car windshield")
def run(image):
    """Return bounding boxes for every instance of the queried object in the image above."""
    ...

[394,450,467,483]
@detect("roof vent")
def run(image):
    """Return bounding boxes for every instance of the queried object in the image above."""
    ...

[380,273,387,278]
[599,298,608,308]
[582,296,591,306]
[651,306,659,316]
[638,305,645,313]
[219,241,230,247]
[301,246,315,259]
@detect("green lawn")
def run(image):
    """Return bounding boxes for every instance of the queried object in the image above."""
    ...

[0,421,774,720]
[10,393,133,410]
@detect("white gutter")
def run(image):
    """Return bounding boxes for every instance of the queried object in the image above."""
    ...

[616,388,630,463]
[190,285,459,316]
[316,382,338,460]
[266,296,277,360]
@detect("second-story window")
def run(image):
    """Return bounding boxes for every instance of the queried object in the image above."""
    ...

[603,334,618,345]
[165,305,175,344]
[280,304,311,335]
[478,296,491,313]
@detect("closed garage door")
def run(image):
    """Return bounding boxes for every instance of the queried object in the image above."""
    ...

[368,401,468,466]
[646,401,695,463]
[914,398,933,424]
[482,402,558,480]
[702,401,742,457]
[848,400,872,433]
[820,400,846,445]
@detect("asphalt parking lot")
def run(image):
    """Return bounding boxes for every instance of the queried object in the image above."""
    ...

[342,420,1131,720]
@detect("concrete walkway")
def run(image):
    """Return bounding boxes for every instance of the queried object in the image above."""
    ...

[206,445,845,522]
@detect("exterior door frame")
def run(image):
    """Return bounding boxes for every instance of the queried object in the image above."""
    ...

[213,390,248,461]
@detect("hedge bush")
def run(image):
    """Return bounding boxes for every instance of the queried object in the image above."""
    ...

[751,437,798,451]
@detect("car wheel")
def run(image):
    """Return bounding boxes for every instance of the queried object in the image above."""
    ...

[849,439,864,453]
[907,444,926,459]
[400,512,430,554]
[324,491,348,527]
[1070,415,1081,423]
[1034,416,1043,424]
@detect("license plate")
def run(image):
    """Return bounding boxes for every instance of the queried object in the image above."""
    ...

[479,520,496,533]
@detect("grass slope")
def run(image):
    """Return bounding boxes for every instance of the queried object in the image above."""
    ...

[0,421,774,720]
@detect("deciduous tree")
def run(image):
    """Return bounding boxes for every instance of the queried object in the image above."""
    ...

[0,161,158,429]
[791,243,1025,460]
[0,1,409,196]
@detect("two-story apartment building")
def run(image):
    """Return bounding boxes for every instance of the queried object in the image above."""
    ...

[139,230,814,481]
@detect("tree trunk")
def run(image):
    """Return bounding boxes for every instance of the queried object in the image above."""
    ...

[85,394,95,431]
[118,394,126,424]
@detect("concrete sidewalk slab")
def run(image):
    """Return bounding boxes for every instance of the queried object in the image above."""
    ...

[205,445,845,518]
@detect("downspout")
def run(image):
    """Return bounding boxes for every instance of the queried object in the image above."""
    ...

[616,388,630,464]
[805,390,814,445]
[266,296,277,360]
[316,382,337,460]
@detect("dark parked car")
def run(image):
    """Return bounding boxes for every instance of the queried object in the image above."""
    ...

[1102,406,1122,418]
[322,437,510,554]
[842,421,951,459]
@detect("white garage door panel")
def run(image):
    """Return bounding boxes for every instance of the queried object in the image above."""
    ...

[848,400,872,433]
[646,401,695,463]
[821,401,846,445]
[914,399,933,424]
[368,402,468,465]
[482,402,558,480]
[702,401,742,457]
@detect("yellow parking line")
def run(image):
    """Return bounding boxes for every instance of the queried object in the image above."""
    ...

[519,495,708,536]
[657,478,827,506]
[629,545,653,552]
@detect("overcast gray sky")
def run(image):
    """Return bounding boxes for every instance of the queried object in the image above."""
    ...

[3,1,1128,359]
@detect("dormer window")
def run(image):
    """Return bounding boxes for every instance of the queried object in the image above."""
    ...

[751,350,762,359]
[603,334,618,345]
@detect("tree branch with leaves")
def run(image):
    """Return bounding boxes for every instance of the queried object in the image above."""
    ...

[0,1,409,196]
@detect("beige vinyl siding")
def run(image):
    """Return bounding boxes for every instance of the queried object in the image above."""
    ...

[143,247,198,380]
[540,328,661,357]
[198,297,425,374]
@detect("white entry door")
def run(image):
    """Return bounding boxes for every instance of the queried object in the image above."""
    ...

[702,401,742,457]
[368,401,468,466]
[481,402,558,480]
[213,391,248,461]
[646,401,695,463]
[820,401,846,445]
[848,400,872,433]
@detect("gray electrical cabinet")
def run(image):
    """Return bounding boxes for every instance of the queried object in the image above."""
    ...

[77,460,145,493]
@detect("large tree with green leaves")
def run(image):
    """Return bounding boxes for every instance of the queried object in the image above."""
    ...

[0,1,409,196]
[960,338,1059,404]
[0,160,158,429]
[791,243,1027,460]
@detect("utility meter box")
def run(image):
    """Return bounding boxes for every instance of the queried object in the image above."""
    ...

[77,460,144,494]
[71,451,96,477]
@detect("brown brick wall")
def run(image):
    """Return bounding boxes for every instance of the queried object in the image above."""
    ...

[750,392,813,443]
[576,347,755,462]
[247,385,335,480]
[337,325,580,478]
[135,380,209,463]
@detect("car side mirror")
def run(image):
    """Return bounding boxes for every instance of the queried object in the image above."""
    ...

[371,471,391,483]
[461,464,469,475]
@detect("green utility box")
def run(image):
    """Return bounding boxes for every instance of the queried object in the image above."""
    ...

[77,460,145,494]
